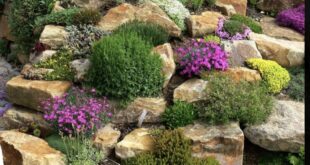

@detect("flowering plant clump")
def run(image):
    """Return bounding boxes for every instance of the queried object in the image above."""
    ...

[42,87,111,134]
[176,39,229,77]
[215,18,251,40]
[276,4,305,34]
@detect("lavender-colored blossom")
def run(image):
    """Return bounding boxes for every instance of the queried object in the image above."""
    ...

[176,39,229,77]
[276,4,305,34]
[215,18,251,40]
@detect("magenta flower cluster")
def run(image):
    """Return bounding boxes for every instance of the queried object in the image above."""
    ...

[42,87,111,134]
[276,4,305,34]
[215,18,251,40]
[176,39,229,77]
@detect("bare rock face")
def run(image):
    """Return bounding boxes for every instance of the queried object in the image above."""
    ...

[39,25,68,50]
[0,130,65,165]
[70,59,91,82]
[244,100,304,153]
[257,0,304,12]
[97,2,181,37]
[187,11,225,37]
[29,50,57,64]
[260,16,304,42]
[216,0,247,15]
[249,33,304,67]
[93,124,121,157]
[6,76,71,111]
[112,97,167,124]
[215,2,236,16]
[115,128,154,159]
[173,78,208,103]
[221,40,262,67]
[0,106,53,137]
[152,43,176,88]
[182,122,244,165]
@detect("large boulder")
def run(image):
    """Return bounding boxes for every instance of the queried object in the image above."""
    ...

[152,43,176,88]
[93,124,121,157]
[187,11,225,37]
[215,2,236,16]
[183,122,244,165]
[257,0,304,13]
[115,128,154,159]
[260,16,304,41]
[244,100,304,153]
[0,130,65,165]
[0,106,53,137]
[29,50,57,64]
[216,0,247,16]
[221,40,262,67]
[39,25,68,50]
[112,97,167,124]
[173,78,208,103]
[249,33,304,67]
[70,59,91,82]
[6,76,71,111]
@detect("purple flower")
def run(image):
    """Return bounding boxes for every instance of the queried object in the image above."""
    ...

[215,18,251,40]
[276,4,305,34]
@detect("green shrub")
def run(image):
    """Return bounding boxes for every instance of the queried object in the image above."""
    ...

[9,0,54,52]
[185,0,205,11]
[258,152,288,165]
[35,8,101,28]
[248,0,257,7]
[197,75,274,125]
[204,35,221,44]
[162,101,197,129]
[230,14,263,33]
[223,20,245,36]
[0,38,9,56]
[206,0,216,7]
[123,153,158,165]
[45,134,67,153]
[246,58,290,93]
[34,49,74,81]
[287,147,304,165]
[114,21,169,46]
[86,32,164,101]
[286,67,304,101]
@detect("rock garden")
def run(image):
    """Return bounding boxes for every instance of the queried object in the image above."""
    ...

[0,0,305,164]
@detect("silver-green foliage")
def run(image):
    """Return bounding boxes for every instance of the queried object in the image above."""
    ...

[65,24,110,59]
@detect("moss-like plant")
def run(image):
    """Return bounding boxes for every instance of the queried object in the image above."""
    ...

[197,75,274,125]
[286,67,304,101]
[114,21,169,46]
[230,14,263,33]
[123,153,158,165]
[86,32,164,101]
[246,58,290,93]
[34,49,74,81]
[223,20,245,36]
[203,35,221,44]
[162,101,197,129]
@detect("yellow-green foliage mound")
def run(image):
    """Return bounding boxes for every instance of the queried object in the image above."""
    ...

[246,58,290,93]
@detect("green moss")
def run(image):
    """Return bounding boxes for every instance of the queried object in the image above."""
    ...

[230,14,263,33]
[223,20,245,36]
[246,58,290,94]
[204,35,221,44]
[286,66,304,101]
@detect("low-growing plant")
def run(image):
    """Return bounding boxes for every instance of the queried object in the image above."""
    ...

[123,153,158,165]
[276,4,304,34]
[65,24,109,59]
[162,101,197,129]
[176,39,229,77]
[230,14,263,33]
[184,0,205,11]
[197,75,274,125]
[34,49,74,81]
[206,0,216,7]
[114,21,169,46]
[35,8,101,29]
[246,58,290,94]
[287,147,304,165]
[42,87,111,134]
[216,18,251,40]
[86,32,164,101]
[204,35,221,44]
[286,66,304,101]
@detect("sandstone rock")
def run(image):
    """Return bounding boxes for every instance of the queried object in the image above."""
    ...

[21,64,54,80]
[221,40,262,67]
[0,130,65,165]
[112,97,167,124]
[135,2,181,37]
[6,76,71,111]
[257,0,304,13]
[215,2,236,16]
[52,1,65,12]
[183,122,244,165]
[97,3,136,32]
[0,106,53,137]
[70,59,91,82]
[249,33,304,67]
[39,25,68,50]
[115,128,154,159]
[152,43,176,88]
[244,100,304,153]
[71,0,112,10]
[216,0,247,15]
[174,78,208,103]
[94,124,121,157]
[29,50,57,64]
[187,11,225,37]
[260,16,304,41]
